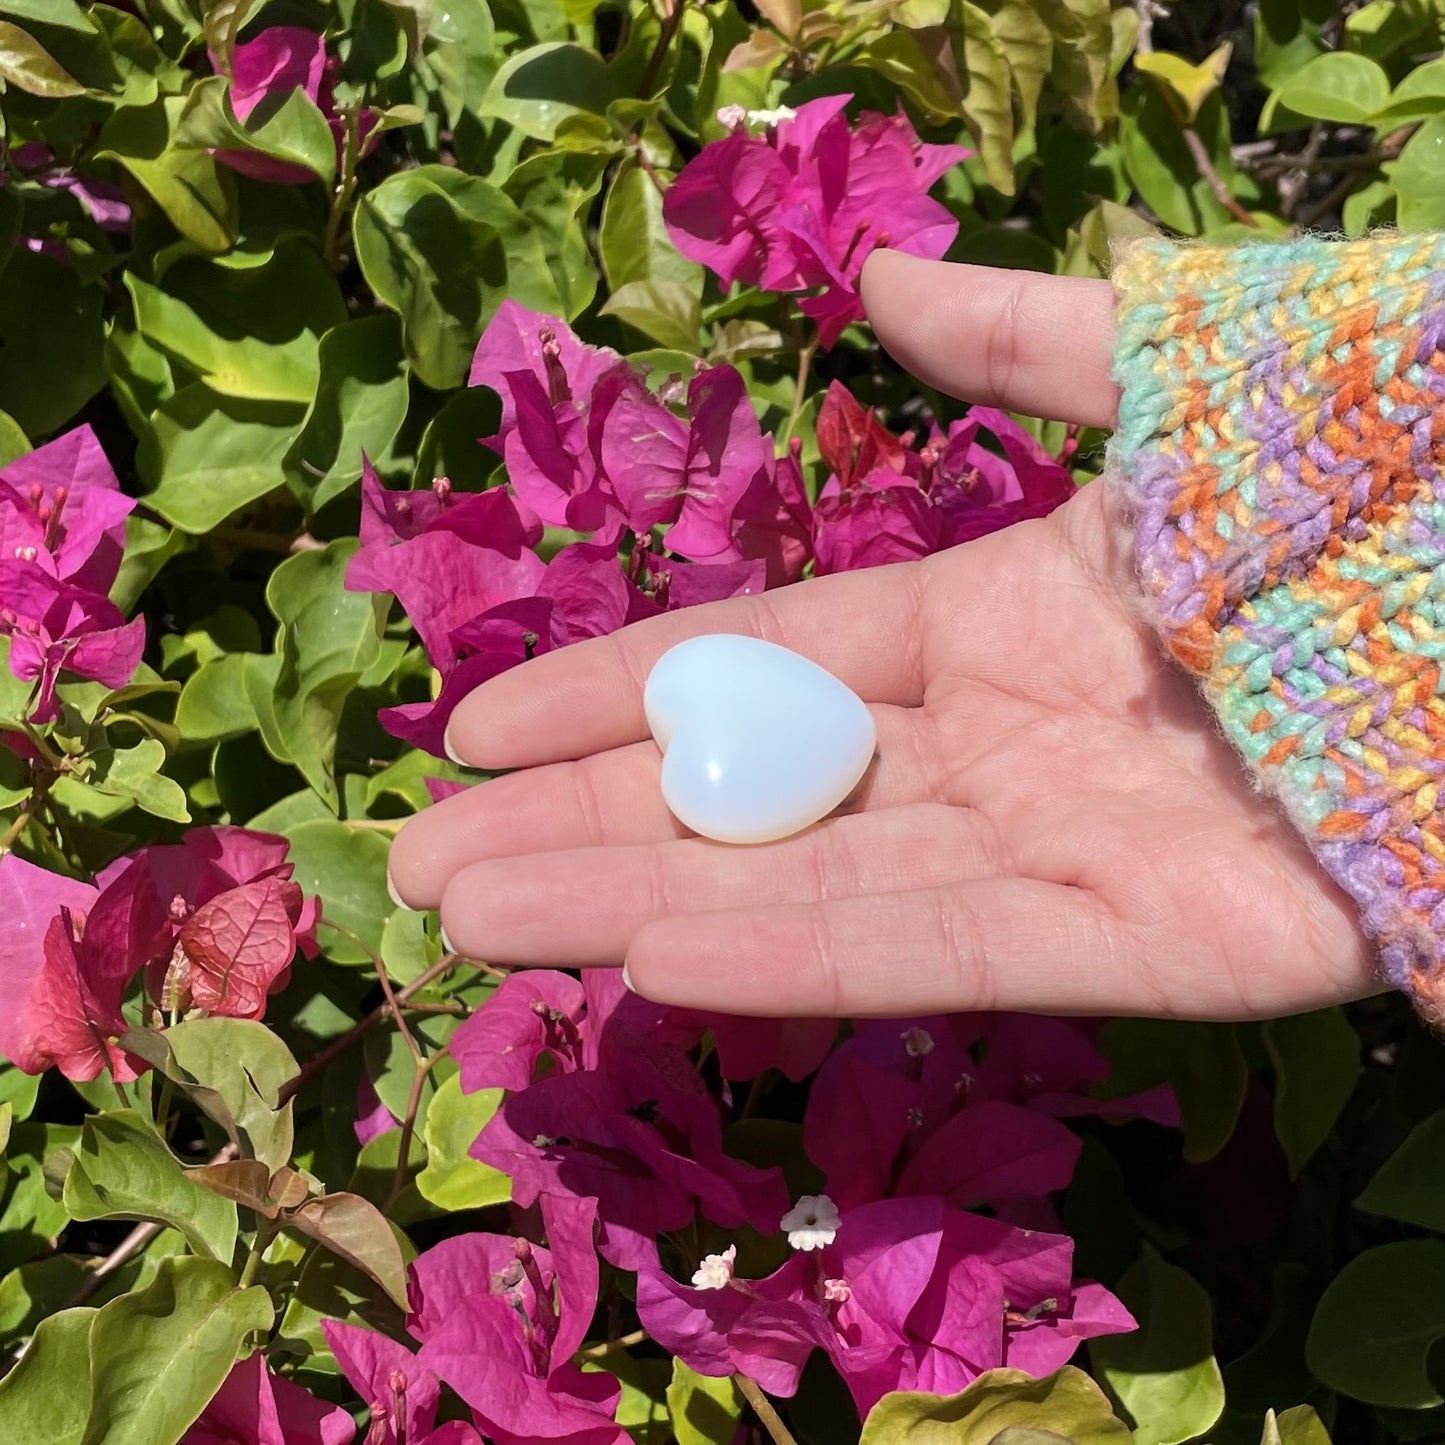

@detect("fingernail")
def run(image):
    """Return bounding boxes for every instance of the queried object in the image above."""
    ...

[443,721,464,766]
[386,868,405,909]
[621,961,636,993]
[440,922,459,956]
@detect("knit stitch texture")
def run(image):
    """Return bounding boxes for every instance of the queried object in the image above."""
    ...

[1108,231,1445,1022]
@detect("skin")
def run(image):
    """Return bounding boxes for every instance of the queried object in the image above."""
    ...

[386,250,1378,1022]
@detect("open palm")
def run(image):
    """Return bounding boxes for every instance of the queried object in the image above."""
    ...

[387,253,1375,1021]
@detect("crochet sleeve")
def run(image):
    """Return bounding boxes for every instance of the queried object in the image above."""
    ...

[1106,231,1445,1023]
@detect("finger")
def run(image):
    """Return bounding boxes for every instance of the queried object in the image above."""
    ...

[388,705,939,909]
[436,803,1001,967]
[623,879,1134,1017]
[859,251,1119,429]
[443,564,927,770]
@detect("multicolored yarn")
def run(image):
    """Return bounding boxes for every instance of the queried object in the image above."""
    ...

[1108,231,1445,1022]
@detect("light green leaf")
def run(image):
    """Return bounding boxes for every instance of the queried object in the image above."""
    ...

[1375,58,1445,125]
[0,0,93,31]
[82,1256,273,1445]
[0,1307,95,1443]
[80,739,190,823]
[424,0,498,133]
[1263,1007,1358,1176]
[283,817,394,962]
[119,1018,298,1172]
[600,157,701,296]
[1262,1406,1332,1445]
[1276,51,1390,123]
[502,148,605,320]
[1090,1249,1225,1445]
[138,383,304,533]
[957,2,1016,195]
[176,654,257,745]
[416,1075,510,1211]
[380,903,443,986]
[1119,85,1237,236]
[0,407,27,468]
[354,164,564,389]
[265,540,386,809]
[1386,118,1445,231]
[668,1360,745,1445]
[601,279,702,354]
[860,1366,1131,1444]
[125,245,345,405]
[0,20,83,96]
[176,72,337,184]
[480,41,615,140]
[201,0,256,71]
[1135,44,1231,124]
[283,316,410,511]
[1306,1239,1445,1407]
[63,1110,237,1263]
[96,97,238,253]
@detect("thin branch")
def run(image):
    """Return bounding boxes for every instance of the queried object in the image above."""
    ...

[736,1375,799,1445]
[638,0,687,96]
[576,1328,647,1361]
[388,1044,447,1207]
[1182,127,1259,227]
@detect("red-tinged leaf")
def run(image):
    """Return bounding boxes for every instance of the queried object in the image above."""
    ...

[188,1159,279,1217]
[286,1192,410,1310]
[180,877,301,1019]
[24,909,137,1082]
[815,380,912,488]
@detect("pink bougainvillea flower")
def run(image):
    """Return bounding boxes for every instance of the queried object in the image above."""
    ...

[82,825,319,1025]
[213,28,377,185]
[0,563,146,722]
[601,365,771,561]
[730,444,814,586]
[0,425,135,593]
[669,1010,837,1083]
[353,1069,401,1147]
[408,1196,627,1445]
[451,969,590,1094]
[5,143,131,259]
[182,1351,355,1445]
[665,98,968,346]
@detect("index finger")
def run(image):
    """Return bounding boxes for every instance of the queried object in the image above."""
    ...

[444,563,927,770]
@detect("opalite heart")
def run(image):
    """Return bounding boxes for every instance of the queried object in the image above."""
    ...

[644,634,877,844]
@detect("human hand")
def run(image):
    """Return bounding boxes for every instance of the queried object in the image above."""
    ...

[387,250,1376,1021]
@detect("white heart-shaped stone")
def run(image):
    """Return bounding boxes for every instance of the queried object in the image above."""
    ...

[644,634,877,844]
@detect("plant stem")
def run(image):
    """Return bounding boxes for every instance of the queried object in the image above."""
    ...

[784,333,818,440]
[736,1374,799,1445]
[0,772,54,855]
[638,0,687,96]
[322,108,363,270]
[237,1225,273,1289]
[278,953,466,1106]
[388,1045,446,1208]
[1181,127,1259,227]
[575,1328,647,1361]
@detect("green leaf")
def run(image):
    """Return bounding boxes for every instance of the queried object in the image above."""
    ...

[0,1307,95,1444]
[125,245,346,406]
[1386,118,1445,231]
[1262,1007,1358,1177]
[956,3,1016,194]
[265,540,385,809]
[138,384,304,533]
[1090,1249,1225,1445]
[1307,1239,1445,1407]
[0,0,93,31]
[175,654,257,744]
[480,41,615,140]
[1276,52,1390,123]
[860,1366,1131,1444]
[1262,1406,1332,1445]
[80,739,190,823]
[176,72,337,185]
[201,0,257,71]
[599,157,701,296]
[1119,85,1237,236]
[62,1110,237,1263]
[416,1075,510,1211]
[502,148,605,320]
[601,279,702,354]
[82,1255,273,1445]
[1096,1019,1246,1162]
[0,407,27,468]
[119,1018,298,1172]
[0,248,106,437]
[96,97,238,253]
[1356,1105,1445,1230]
[424,0,498,134]
[1134,44,1231,125]
[354,164,565,389]
[668,1360,746,1445]
[413,388,501,491]
[283,316,410,511]
[283,817,394,962]
[1374,59,1445,125]
[0,20,83,96]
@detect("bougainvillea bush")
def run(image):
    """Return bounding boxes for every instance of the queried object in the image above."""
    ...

[7,0,1445,1441]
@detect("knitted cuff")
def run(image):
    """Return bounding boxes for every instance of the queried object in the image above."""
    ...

[1107,230,1445,1023]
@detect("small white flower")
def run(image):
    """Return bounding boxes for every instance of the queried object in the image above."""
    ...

[715,104,748,129]
[822,1278,851,1303]
[691,1244,737,1291]
[746,105,798,128]
[901,1027,934,1057]
[781,1194,841,1251]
